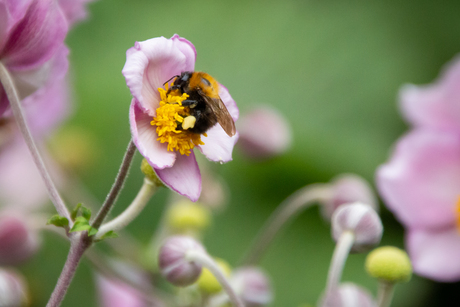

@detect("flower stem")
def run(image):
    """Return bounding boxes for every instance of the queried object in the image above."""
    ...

[242,184,330,265]
[185,250,244,307]
[95,179,157,240]
[46,233,91,307]
[324,231,355,296]
[92,139,137,229]
[377,281,395,307]
[0,62,71,225]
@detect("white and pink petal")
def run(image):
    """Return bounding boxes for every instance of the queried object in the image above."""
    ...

[130,99,176,169]
[155,151,201,202]
[197,125,238,163]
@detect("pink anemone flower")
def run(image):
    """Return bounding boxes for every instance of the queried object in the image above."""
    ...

[0,0,68,116]
[377,55,460,282]
[123,35,239,201]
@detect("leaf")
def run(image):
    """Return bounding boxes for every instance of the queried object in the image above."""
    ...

[95,230,118,242]
[81,206,92,220]
[46,215,69,228]
[88,227,98,237]
[71,203,82,221]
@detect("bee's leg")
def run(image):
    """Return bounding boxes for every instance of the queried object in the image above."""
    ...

[182,100,198,108]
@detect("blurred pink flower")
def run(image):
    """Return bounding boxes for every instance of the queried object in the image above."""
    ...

[0,209,40,265]
[0,268,28,306]
[123,35,239,201]
[237,106,291,159]
[58,0,95,27]
[0,0,69,116]
[377,56,460,281]
[96,274,148,307]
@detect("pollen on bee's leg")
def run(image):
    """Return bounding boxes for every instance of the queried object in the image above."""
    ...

[182,116,196,130]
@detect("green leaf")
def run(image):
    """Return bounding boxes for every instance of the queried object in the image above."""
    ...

[95,230,118,242]
[81,206,92,220]
[88,227,98,237]
[46,215,69,228]
[71,203,82,221]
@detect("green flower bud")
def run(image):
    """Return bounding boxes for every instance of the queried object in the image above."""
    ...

[365,246,412,283]
[167,201,211,232]
[140,159,163,186]
[197,258,231,294]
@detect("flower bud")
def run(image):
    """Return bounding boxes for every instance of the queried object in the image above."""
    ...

[365,246,412,283]
[166,200,211,233]
[0,211,39,265]
[96,274,149,307]
[320,283,376,307]
[158,236,205,287]
[237,106,292,159]
[140,159,163,186]
[231,267,273,307]
[197,258,231,294]
[321,174,378,220]
[0,269,28,306]
[332,203,383,253]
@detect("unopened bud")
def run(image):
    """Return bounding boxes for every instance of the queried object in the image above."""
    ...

[197,258,231,294]
[231,267,273,307]
[365,246,412,283]
[0,211,39,265]
[321,174,378,220]
[320,283,376,307]
[140,159,163,186]
[166,201,211,232]
[0,269,28,306]
[237,106,292,159]
[158,236,205,287]
[96,274,148,307]
[332,203,382,253]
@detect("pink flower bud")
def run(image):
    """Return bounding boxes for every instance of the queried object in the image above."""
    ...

[320,283,376,307]
[332,203,383,253]
[0,211,39,265]
[321,174,378,220]
[237,106,292,159]
[96,274,149,307]
[231,267,273,307]
[158,236,205,287]
[0,269,28,306]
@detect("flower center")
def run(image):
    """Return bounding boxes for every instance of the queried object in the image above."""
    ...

[151,86,206,156]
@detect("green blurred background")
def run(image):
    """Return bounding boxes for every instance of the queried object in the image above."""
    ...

[19,0,460,306]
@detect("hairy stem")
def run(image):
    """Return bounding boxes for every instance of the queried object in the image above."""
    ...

[92,140,136,229]
[95,179,157,240]
[324,231,355,297]
[242,184,330,265]
[46,233,90,307]
[186,250,244,307]
[0,63,71,225]
[377,282,395,307]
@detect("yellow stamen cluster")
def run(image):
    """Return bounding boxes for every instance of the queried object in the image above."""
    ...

[151,87,206,156]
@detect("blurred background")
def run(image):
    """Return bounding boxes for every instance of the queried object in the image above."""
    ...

[16,0,460,306]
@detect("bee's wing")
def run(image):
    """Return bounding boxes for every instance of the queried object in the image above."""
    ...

[202,93,236,137]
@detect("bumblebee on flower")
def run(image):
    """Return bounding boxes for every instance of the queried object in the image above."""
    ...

[123,35,239,202]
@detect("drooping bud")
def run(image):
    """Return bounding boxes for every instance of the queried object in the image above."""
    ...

[197,258,231,294]
[237,106,292,159]
[231,267,273,307]
[140,159,163,186]
[0,211,39,265]
[365,246,412,283]
[320,283,376,307]
[332,203,383,253]
[166,200,211,233]
[0,269,28,306]
[320,174,378,220]
[96,274,148,307]
[158,236,205,287]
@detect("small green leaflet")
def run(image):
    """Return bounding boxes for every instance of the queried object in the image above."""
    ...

[94,231,118,242]
[69,216,98,236]
[46,215,69,228]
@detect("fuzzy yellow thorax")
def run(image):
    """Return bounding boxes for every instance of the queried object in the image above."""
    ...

[151,86,206,156]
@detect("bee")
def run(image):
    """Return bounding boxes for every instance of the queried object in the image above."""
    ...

[165,71,236,137]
